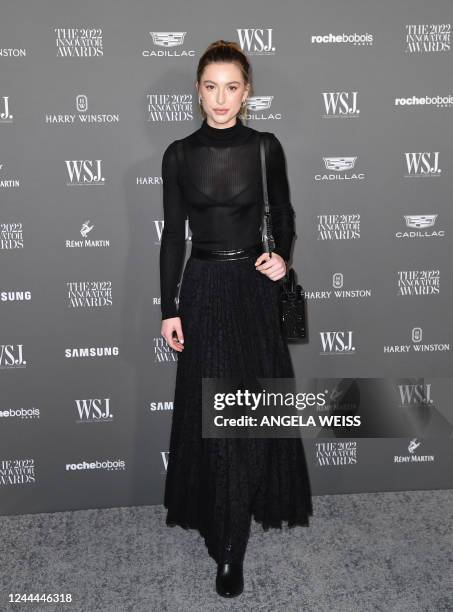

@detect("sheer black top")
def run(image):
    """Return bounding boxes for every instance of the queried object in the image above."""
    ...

[159,116,296,320]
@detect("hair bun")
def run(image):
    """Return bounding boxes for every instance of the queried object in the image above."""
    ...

[207,40,246,56]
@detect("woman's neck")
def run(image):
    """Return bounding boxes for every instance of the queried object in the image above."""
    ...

[196,115,251,146]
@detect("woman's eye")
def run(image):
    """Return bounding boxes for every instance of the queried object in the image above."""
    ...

[204,85,238,91]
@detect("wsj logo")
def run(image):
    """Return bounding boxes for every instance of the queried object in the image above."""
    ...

[237,29,275,55]
[0,344,26,369]
[156,218,191,244]
[75,398,113,422]
[320,331,355,355]
[0,96,13,123]
[322,91,360,117]
[161,451,169,471]
[404,152,441,177]
[65,160,105,185]
[398,383,432,406]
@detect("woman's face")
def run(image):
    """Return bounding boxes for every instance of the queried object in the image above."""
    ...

[197,62,249,128]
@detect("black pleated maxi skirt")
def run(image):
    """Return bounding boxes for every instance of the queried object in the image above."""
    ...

[164,247,313,564]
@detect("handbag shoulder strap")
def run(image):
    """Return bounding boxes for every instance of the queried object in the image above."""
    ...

[259,133,270,215]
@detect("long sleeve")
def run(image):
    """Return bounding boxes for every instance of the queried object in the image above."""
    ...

[159,141,187,320]
[265,133,296,262]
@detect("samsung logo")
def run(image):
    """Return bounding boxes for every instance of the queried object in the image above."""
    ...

[65,346,119,358]
[1,290,32,302]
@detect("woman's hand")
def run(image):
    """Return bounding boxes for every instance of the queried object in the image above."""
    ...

[161,317,185,352]
[254,252,287,281]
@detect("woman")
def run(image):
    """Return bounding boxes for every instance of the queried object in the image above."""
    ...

[160,40,313,598]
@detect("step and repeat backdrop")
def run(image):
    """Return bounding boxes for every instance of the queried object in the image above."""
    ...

[1,0,453,516]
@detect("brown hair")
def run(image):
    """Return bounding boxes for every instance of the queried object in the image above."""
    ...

[196,40,253,123]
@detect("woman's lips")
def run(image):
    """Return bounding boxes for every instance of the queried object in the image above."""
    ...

[214,109,228,114]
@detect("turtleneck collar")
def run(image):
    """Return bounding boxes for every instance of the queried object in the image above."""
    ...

[195,115,251,146]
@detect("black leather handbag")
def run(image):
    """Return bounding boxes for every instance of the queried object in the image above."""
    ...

[259,133,307,341]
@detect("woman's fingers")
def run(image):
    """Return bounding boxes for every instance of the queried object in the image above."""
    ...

[161,318,185,352]
[255,252,286,280]
[254,252,271,268]
[168,331,184,352]
[173,320,184,351]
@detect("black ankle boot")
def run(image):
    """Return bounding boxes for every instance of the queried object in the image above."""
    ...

[215,561,244,597]
[215,541,244,597]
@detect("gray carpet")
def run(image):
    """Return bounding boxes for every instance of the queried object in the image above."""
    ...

[1,489,452,611]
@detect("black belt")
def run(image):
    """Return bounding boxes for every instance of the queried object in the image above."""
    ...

[190,242,263,261]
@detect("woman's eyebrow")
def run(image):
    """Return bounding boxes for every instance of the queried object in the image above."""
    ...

[202,79,241,85]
